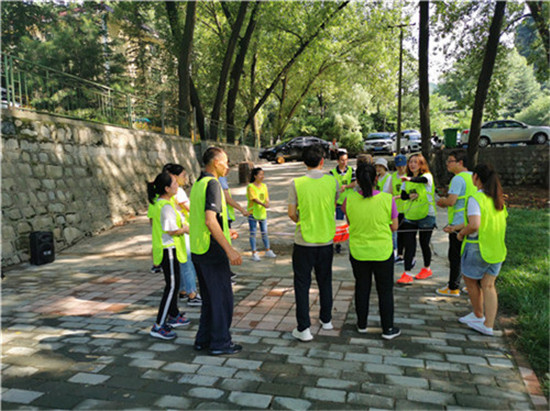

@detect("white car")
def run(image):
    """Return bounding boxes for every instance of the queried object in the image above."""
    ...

[462,120,549,147]
[363,131,421,154]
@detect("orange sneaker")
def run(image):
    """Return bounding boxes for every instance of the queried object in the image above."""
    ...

[397,273,413,285]
[415,268,433,280]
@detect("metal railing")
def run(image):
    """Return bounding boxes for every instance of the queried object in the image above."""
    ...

[1,54,245,143]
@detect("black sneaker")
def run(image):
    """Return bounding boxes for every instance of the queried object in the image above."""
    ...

[230,271,238,279]
[150,265,162,274]
[188,295,202,307]
[208,343,242,356]
[382,327,401,340]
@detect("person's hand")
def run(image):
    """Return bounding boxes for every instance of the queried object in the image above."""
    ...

[457,232,464,242]
[264,202,270,209]
[242,210,250,217]
[338,186,346,194]
[230,229,239,240]
[400,176,409,182]
[409,193,419,201]
[443,225,454,233]
[436,198,446,207]
[227,248,242,266]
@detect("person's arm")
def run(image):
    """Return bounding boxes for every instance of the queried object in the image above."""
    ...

[205,210,242,265]
[409,176,428,184]
[437,194,458,208]
[390,217,398,232]
[224,188,249,216]
[288,204,298,223]
[457,216,480,241]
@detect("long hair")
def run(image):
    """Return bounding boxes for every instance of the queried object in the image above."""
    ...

[473,164,504,211]
[250,167,263,183]
[147,172,172,205]
[356,162,377,198]
[407,153,430,176]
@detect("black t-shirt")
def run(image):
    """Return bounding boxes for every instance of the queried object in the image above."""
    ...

[191,172,228,265]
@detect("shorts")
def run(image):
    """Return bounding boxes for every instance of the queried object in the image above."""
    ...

[461,242,503,280]
[403,215,436,229]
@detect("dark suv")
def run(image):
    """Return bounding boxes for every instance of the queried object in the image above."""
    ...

[260,136,330,163]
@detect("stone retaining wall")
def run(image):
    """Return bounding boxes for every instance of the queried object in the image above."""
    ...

[432,146,549,187]
[1,110,260,267]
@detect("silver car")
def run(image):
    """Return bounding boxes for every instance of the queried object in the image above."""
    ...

[462,120,549,148]
[363,132,395,154]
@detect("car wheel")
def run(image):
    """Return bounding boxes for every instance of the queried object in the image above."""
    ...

[479,137,490,148]
[533,133,547,145]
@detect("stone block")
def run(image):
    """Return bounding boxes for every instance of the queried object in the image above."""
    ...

[228,391,273,409]
[272,396,312,410]
[38,153,49,163]
[45,165,63,179]
[18,163,33,177]
[48,203,66,213]
[21,128,37,137]
[17,222,32,235]
[42,179,55,190]
[4,138,19,150]
[7,208,22,220]
[63,227,83,244]
[2,121,16,135]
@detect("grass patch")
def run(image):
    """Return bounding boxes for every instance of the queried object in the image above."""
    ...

[498,207,549,396]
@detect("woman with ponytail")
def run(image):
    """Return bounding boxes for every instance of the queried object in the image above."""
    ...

[456,164,507,336]
[342,163,400,340]
[147,172,191,340]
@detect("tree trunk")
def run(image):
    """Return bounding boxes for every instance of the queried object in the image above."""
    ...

[526,1,550,65]
[210,2,248,142]
[190,77,206,140]
[243,1,349,129]
[467,1,506,167]
[419,1,431,160]
[226,2,259,144]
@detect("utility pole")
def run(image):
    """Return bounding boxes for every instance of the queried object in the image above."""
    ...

[388,23,413,154]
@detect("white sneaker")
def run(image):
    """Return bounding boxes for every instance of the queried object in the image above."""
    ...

[468,321,494,336]
[252,252,261,262]
[292,328,313,342]
[458,312,485,324]
[265,250,277,258]
[357,326,367,334]
[320,320,333,330]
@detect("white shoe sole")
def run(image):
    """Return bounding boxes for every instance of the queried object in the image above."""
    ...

[381,330,401,340]
[292,328,313,342]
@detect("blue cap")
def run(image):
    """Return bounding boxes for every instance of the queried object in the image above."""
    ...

[395,154,407,167]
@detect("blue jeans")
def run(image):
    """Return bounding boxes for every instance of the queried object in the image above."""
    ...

[249,217,270,251]
[179,234,197,294]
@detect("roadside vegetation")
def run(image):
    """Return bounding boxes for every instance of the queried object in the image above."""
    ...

[498,205,549,396]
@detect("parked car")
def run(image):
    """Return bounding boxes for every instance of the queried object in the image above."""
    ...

[461,120,549,148]
[363,132,395,155]
[259,136,330,163]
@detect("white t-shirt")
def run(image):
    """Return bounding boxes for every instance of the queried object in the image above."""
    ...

[160,204,183,247]
[175,187,189,207]
[380,174,393,194]
[466,189,482,238]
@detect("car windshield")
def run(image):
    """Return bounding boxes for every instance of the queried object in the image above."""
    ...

[366,133,392,140]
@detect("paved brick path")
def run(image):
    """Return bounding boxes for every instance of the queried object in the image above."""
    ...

[2,159,545,409]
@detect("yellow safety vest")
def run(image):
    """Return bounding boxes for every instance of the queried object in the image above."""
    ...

[447,171,476,225]
[294,174,336,243]
[403,173,435,221]
[462,191,507,264]
[247,183,268,220]
[189,176,231,255]
[346,191,393,261]
[151,198,188,265]
[391,172,405,213]
[376,173,390,192]
[331,167,354,205]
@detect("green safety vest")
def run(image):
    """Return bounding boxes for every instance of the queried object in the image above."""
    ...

[346,191,393,261]
[331,167,354,205]
[391,172,405,213]
[462,191,507,264]
[376,173,390,192]
[295,174,336,243]
[447,171,477,225]
[247,183,268,220]
[189,176,231,255]
[151,198,188,265]
[403,173,436,221]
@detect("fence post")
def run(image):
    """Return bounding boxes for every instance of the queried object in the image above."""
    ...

[3,54,10,107]
[161,95,165,134]
[127,94,133,129]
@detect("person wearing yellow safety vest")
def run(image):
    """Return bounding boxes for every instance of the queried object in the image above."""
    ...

[391,155,408,264]
[331,150,356,253]
[435,150,476,297]
[396,154,436,285]
[343,162,401,340]
[163,163,202,307]
[288,144,338,342]
[147,172,191,340]
[247,167,277,262]
[189,147,243,356]
[456,164,507,337]
[374,158,393,194]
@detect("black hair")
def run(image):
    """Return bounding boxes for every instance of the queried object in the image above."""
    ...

[302,144,325,168]
[147,172,173,205]
[163,163,185,175]
[250,167,263,183]
[337,150,348,160]
[472,163,504,211]
[202,146,225,166]
[356,162,377,198]
[448,149,468,168]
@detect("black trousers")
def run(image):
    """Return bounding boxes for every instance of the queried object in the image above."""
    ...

[402,221,434,271]
[292,244,333,331]
[350,255,395,332]
[397,213,405,255]
[156,248,181,325]
[192,255,234,350]
[448,232,463,290]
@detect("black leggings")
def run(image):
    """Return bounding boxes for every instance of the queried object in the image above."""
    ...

[401,220,434,271]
